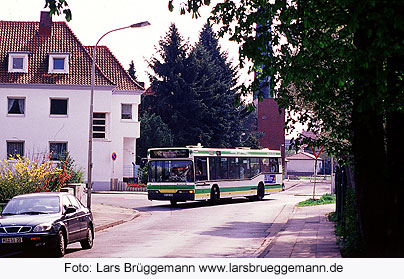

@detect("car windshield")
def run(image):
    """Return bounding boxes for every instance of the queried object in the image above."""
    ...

[149,160,194,182]
[1,196,60,215]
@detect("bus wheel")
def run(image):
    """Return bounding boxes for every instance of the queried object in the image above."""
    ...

[209,186,220,205]
[170,200,177,206]
[256,183,265,201]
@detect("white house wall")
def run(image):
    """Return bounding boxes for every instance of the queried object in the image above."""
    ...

[1,85,142,191]
[287,159,322,175]
[0,85,91,173]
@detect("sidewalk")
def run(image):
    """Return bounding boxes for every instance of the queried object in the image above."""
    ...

[91,202,140,232]
[259,203,341,258]
[90,181,341,258]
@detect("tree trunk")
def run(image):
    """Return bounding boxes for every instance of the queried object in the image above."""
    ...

[352,104,388,256]
[385,55,404,256]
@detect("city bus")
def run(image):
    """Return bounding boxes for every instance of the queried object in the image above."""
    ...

[147,146,284,205]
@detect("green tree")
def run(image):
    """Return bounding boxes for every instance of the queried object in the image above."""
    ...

[171,0,404,256]
[146,23,244,147]
[128,60,140,84]
[186,24,243,147]
[136,111,174,160]
[44,0,71,21]
[145,23,201,146]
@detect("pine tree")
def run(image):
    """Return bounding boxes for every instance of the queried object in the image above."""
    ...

[128,60,140,84]
[136,112,174,160]
[187,24,243,147]
[146,23,201,146]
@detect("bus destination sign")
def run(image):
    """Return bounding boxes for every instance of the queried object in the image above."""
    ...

[150,149,190,159]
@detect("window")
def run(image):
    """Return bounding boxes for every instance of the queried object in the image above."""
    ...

[148,160,194,182]
[62,195,72,212]
[219,158,229,179]
[228,157,240,179]
[49,142,67,160]
[7,98,25,115]
[67,195,82,209]
[195,157,208,181]
[93,113,106,138]
[50,98,68,115]
[121,104,132,119]
[250,158,260,177]
[8,52,29,73]
[7,141,24,158]
[48,53,69,74]
[53,58,65,70]
[239,158,250,179]
[209,157,229,180]
[269,158,280,173]
[260,158,271,173]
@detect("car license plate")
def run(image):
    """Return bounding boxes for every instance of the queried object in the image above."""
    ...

[1,237,23,244]
[164,194,173,197]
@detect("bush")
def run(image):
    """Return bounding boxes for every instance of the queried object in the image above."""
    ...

[56,152,84,184]
[0,155,71,201]
[333,188,365,257]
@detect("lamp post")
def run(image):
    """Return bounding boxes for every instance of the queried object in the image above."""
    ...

[87,21,151,209]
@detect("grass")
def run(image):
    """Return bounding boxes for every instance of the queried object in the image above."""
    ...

[297,193,336,207]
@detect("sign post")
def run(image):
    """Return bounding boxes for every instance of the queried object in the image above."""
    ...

[111,152,117,189]
[310,146,324,200]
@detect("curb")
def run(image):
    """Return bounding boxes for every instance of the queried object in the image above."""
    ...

[94,211,141,232]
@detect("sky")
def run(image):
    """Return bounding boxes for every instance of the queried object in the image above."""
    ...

[0,0,249,88]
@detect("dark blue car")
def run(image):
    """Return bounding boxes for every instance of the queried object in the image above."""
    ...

[0,192,94,257]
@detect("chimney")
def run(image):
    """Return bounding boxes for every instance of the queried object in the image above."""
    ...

[39,11,52,36]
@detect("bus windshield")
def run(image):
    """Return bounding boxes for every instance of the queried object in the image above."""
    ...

[149,160,194,182]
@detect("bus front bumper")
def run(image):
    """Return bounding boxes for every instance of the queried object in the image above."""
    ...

[147,190,195,201]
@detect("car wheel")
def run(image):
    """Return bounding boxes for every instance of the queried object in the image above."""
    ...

[80,226,94,249]
[54,230,66,257]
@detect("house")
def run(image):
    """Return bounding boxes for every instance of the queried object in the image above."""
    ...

[0,12,144,190]
[285,152,322,177]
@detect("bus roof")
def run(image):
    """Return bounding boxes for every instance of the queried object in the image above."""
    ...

[147,146,281,159]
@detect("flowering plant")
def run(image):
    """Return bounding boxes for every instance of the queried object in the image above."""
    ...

[0,154,71,201]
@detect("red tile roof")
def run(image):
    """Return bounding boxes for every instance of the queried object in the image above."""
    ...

[0,20,143,91]
[85,46,144,91]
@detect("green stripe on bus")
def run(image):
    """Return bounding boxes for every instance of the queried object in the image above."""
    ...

[194,184,282,194]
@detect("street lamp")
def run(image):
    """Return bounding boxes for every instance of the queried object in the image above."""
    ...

[87,21,151,209]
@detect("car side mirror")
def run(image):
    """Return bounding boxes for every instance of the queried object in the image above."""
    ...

[64,206,76,215]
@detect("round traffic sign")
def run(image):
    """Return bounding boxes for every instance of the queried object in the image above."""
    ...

[112,152,117,161]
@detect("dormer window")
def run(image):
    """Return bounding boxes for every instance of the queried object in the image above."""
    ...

[48,53,69,74]
[8,52,29,73]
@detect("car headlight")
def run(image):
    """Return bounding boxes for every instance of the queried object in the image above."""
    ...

[33,223,53,232]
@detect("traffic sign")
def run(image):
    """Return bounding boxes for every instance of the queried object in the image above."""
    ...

[112,152,117,161]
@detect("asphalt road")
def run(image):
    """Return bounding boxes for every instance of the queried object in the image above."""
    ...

[0,181,332,258]
[62,181,331,258]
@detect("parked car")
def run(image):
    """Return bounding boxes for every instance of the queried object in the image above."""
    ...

[0,192,94,257]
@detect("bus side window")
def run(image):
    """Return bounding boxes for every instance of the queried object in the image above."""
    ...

[269,158,279,173]
[219,157,229,179]
[250,158,260,177]
[239,158,249,179]
[229,157,240,179]
[260,158,270,173]
[209,157,216,180]
[195,157,208,181]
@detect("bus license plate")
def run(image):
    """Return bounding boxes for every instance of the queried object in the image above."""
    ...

[1,237,23,244]
[164,194,173,197]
